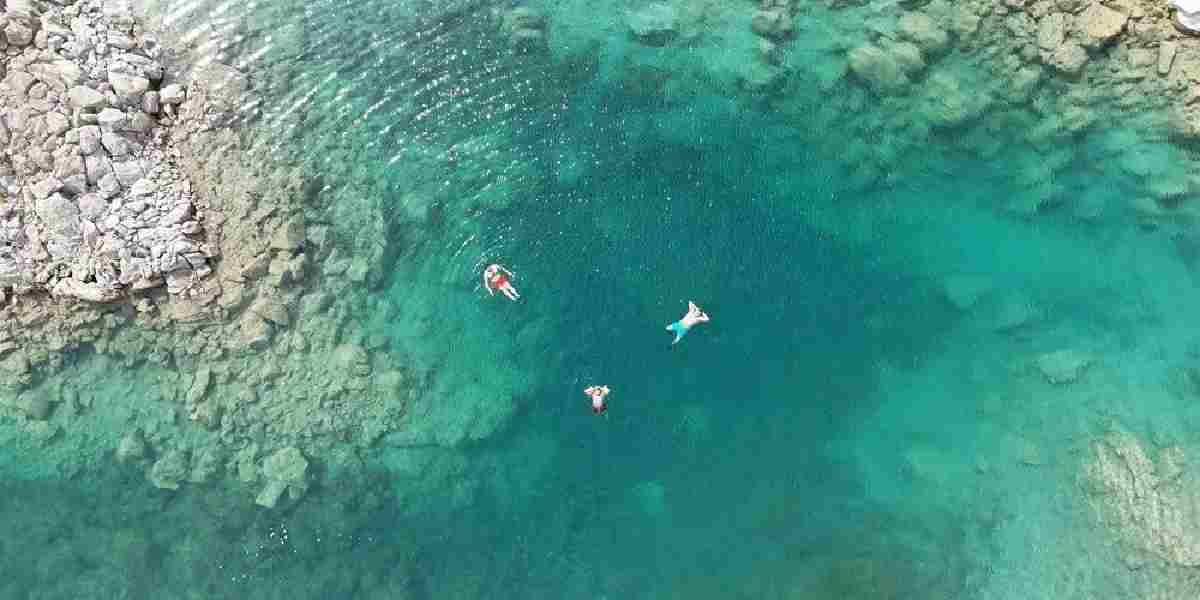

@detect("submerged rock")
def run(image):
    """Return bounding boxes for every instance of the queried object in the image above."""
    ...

[897,12,948,54]
[149,449,189,490]
[847,44,909,92]
[626,3,678,47]
[1079,3,1128,47]
[255,447,309,508]
[116,431,147,463]
[1035,349,1094,384]
[1048,42,1088,76]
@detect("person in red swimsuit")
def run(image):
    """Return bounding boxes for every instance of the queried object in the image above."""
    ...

[584,385,610,415]
[483,263,520,301]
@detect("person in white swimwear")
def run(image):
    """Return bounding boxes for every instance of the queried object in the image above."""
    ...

[665,301,709,345]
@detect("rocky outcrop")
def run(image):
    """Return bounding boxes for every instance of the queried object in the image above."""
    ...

[0,0,212,305]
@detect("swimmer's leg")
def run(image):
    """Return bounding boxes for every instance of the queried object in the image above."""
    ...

[666,321,687,345]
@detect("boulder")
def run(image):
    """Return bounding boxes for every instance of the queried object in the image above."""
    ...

[917,72,991,128]
[78,193,107,219]
[67,85,107,110]
[249,296,289,326]
[1035,349,1094,384]
[751,9,795,40]
[149,449,189,490]
[159,83,186,104]
[626,3,678,46]
[255,447,309,508]
[97,108,128,130]
[1037,13,1066,51]
[886,40,926,75]
[237,312,273,350]
[848,44,909,92]
[32,60,83,90]
[269,217,306,251]
[4,21,34,47]
[53,278,121,302]
[34,193,79,238]
[897,12,948,53]
[1048,42,1088,75]
[108,71,150,103]
[111,159,144,186]
[78,125,102,155]
[1159,41,1179,76]
[1079,3,1127,47]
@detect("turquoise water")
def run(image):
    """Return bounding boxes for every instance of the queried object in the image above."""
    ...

[7,0,1200,598]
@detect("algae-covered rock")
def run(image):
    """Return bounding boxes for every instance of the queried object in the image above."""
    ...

[897,11,948,54]
[116,431,147,464]
[149,449,189,490]
[940,274,995,311]
[847,44,909,92]
[917,72,991,128]
[626,3,678,47]
[255,446,309,508]
[1035,349,1095,384]
[1048,42,1089,75]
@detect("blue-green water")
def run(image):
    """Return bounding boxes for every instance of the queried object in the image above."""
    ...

[7,0,1200,598]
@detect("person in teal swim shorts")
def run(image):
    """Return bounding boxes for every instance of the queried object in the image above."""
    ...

[666,301,709,345]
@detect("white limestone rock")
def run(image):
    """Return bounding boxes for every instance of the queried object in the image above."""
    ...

[77,125,102,155]
[159,83,185,104]
[97,107,127,130]
[67,85,107,110]
[1079,4,1127,47]
[1038,13,1066,51]
[108,70,149,103]
[1159,41,1179,76]
[4,21,34,47]
[1049,42,1088,75]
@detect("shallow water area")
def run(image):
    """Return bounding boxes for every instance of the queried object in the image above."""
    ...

[6,0,1200,598]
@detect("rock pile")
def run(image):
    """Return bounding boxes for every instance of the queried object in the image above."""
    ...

[1,0,211,306]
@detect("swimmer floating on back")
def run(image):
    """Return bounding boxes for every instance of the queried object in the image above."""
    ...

[584,385,610,415]
[666,300,709,345]
[483,263,520,301]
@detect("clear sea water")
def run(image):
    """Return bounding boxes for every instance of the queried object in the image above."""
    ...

[6,0,1200,598]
